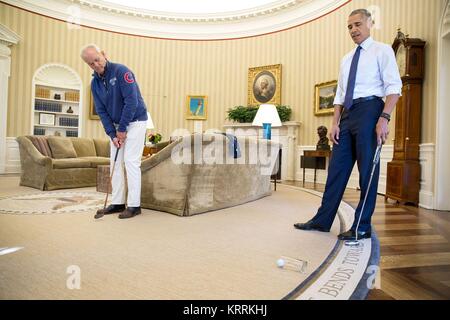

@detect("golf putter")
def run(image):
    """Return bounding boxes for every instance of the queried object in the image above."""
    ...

[345,144,382,247]
[94,147,120,219]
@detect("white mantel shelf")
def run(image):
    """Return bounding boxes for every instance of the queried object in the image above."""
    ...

[223,121,301,181]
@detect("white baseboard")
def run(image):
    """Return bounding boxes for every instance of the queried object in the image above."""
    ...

[418,143,435,209]
[296,144,435,209]
[5,137,20,174]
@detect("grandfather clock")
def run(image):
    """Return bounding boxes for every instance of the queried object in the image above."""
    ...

[385,30,425,206]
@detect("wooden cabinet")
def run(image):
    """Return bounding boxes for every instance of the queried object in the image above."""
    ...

[385,31,425,205]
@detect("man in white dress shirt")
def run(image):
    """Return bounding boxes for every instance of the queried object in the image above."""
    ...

[294,9,402,240]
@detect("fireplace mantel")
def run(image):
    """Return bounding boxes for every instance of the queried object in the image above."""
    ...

[223,121,301,180]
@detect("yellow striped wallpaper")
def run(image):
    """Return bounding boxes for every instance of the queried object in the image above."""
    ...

[0,0,443,145]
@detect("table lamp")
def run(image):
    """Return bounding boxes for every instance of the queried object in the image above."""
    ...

[252,104,281,140]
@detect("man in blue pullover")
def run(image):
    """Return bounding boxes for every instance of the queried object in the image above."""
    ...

[81,44,148,219]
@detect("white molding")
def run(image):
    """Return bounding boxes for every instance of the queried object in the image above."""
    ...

[5,137,20,174]
[2,0,349,40]
[0,24,21,48]
[419,143,435,209]
[0,24,20,174]
[32,63,82,89]
[434,0,450,211]
[295,144,435,209]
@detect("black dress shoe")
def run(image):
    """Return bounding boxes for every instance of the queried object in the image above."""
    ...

[338,230,371,241]
[293,220,330,232]
[96,204,125,215]
[119,206,142,219]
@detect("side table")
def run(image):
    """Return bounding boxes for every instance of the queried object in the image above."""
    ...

[301,149,332,186]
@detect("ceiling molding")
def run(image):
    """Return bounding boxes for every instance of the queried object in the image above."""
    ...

[77,0,304,21]
[2,0,350,40]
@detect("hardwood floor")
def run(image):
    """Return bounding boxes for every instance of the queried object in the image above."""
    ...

[282,181,450,300]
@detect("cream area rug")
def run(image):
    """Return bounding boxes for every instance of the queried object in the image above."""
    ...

[0,192,105,214]
[0,176,346,300]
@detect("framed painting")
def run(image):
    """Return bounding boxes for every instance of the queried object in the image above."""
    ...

[89,91,100,120]
[186,95,207,120]
[247,64,281,106]
[314,80,338,116]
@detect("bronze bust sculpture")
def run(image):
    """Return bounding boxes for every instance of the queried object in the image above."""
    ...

[317,125,330,150]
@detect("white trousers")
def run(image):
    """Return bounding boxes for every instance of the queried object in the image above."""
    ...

[110,120,147,207]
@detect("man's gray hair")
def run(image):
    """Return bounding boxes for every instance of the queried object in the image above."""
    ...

[349,8,372,19]
[80,44,101,57]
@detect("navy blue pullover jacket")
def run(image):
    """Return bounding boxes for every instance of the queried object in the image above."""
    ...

[91,61,147,140]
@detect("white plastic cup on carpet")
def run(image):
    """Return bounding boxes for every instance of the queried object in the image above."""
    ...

[277,256,307,273]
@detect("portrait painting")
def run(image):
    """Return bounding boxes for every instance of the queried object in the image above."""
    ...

[186,95,207,120]
[314,80,338,116]
[248,64,281,106]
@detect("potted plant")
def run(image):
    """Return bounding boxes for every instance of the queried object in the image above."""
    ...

[227,105,292,123]
[147,132,162,145]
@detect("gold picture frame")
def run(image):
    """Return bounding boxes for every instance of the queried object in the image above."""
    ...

[89,91,100,120]
[314,80,338,116]
[247,64,281,106]
[186,95,207,120]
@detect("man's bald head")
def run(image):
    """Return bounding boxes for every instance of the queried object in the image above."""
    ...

[80,44,107,75]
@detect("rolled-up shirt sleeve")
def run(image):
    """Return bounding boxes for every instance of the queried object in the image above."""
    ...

[380,46,403,96]
[333,60,346,106]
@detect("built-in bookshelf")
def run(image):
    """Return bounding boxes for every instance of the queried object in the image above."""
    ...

[33,85,80,137]
[31,63,83,138]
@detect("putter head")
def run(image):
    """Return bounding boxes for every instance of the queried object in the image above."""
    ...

[94,209,105,219]
[344,239,361,247]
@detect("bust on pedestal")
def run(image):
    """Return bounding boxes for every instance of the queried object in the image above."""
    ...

[316,125,330,151]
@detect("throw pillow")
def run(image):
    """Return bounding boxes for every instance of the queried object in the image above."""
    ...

[93,139,110,158]
[70,138,97,157]
[47,136,77,159]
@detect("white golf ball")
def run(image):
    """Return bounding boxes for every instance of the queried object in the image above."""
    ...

[277,258,285,268]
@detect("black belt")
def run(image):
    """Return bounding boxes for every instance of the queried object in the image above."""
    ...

[352,95,380,105]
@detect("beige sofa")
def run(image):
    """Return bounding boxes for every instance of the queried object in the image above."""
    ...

[140,133,280,216]
[16,135,110,190]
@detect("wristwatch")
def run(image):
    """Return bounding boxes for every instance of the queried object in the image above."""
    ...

[380,112,391,122]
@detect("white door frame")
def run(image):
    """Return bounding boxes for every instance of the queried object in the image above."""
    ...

[434,0,450,210]
[0,25,20,174]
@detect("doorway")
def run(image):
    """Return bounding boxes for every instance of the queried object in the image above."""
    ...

[434,0,450,210]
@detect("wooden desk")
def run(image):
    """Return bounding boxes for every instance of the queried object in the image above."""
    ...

[301,150,331,186]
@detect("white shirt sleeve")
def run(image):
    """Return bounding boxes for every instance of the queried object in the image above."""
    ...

[333,59,346,106]
[379,46,403,96]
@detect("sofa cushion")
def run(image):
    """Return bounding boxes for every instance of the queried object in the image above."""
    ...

[47,136,77,159]
[70,138,97,157]
[79,156,110,168]
[93,139,110,157]
[52,158,92,169]
[27,136,52,157]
